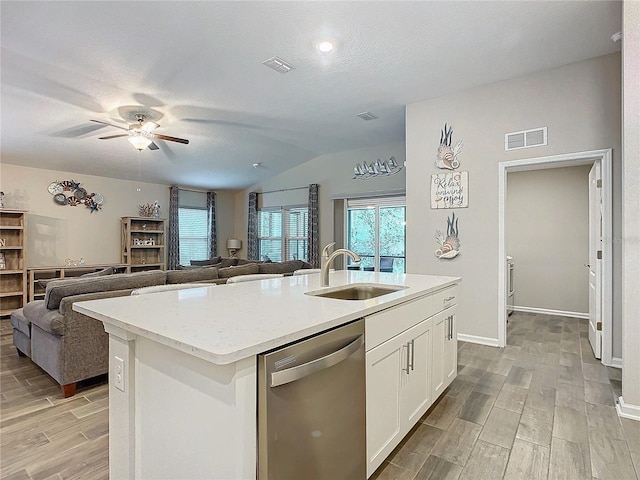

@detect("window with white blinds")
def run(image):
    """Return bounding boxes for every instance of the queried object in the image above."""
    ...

[178,207,208,265]
[258,206,308,262]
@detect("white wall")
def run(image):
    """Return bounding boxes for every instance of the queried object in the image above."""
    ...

[620,0,640,416]
[406,54,622,348]
[506,165,590,315]
[233,142,406,259]
[0,163,170,266]
[0,164,238,266]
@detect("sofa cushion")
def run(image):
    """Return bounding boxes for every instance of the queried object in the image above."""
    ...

[190,256,222,266]
[44,270,167,310]
[80,266,117,278]
[10,308,30,337]
[218,263,259,278]
[24,300,66,336]
[258,260,311,274]
[213,257,239,268]
[166,267,219,284]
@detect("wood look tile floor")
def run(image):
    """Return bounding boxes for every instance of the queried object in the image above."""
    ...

[372,313,640,480]
[1,313,638,479]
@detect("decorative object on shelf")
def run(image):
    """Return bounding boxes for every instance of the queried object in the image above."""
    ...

[353,156,404,179]
[0,238,5,247]
[0,252,5,270]
[138,201,160,218]
[431,171,469,209]
[436,123,463,170]
[227,238,242,257]
[134,238,155,246]
[0,191,4,209]
[47,180,103,212]
[435,213,460,259]
[64,257,86,267]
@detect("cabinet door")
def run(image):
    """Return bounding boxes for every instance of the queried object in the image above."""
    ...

[400,320,431,431]
[444,308,458,389]
[366,336,403,477]
[431,310,447,400]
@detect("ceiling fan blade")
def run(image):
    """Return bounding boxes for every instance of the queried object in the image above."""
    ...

[148,142,160,150]
[91,119,129,131]
[98,134,129,140]
[153,134,189,145]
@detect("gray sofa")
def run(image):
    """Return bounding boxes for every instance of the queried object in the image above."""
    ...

[10,259,312,397]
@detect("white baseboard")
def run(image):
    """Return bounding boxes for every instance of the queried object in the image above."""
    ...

[611,357,623,368]
[513,306,588,320]
[616,396,640,421]
[457,334,500,347]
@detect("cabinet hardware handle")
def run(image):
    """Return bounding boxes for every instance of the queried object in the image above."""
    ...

[444,296,455,301]
[449,315,453,340]
[404,342,411,375]
[409,339,415,371]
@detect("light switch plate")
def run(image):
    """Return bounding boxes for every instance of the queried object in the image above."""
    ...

[114,356,125,392]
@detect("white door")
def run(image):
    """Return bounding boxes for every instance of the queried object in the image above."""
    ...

[588,162,602,359]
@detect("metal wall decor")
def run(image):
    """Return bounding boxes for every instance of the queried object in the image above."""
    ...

[353,156,404,179]
[436,123,463,170]
[435,213,460,259]
[47,180,103,212]
[138,201,160,218]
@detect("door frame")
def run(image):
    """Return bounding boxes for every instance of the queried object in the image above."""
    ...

[497,149,613,365]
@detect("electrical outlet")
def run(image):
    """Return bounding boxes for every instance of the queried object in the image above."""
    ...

[114,356,125,392]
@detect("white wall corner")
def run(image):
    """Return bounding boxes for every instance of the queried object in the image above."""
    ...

[616,396,640,422]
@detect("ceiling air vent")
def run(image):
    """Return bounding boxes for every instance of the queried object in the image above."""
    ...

[262,56,295,74]
[357,112,378,121]
[505,127,547,151]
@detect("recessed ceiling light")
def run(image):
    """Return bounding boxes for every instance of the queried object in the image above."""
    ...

[317,41,334,53]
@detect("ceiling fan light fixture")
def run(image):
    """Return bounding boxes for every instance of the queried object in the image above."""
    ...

[128,134,153,151]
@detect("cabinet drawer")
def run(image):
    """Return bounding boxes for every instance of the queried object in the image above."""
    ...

[366,295,432,351]
[431,284,459,313]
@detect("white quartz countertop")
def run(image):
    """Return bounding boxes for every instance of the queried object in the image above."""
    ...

[73,271,460,365]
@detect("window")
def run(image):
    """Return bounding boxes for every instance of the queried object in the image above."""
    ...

[258,207,308,262]
[178,207,208,265]
[346,196,406,273]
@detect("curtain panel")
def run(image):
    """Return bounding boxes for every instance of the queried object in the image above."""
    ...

[167,185,180,270]
[308,184,320,267]
[207,191,218,258]
[247,191,258,261]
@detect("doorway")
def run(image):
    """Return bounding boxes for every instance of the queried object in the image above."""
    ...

[498,149,613,365]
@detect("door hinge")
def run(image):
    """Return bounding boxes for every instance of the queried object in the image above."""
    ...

[597,321,602,331]
[596,179,602,188]
[597,250,602,260]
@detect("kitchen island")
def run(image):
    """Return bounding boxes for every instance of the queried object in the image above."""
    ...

[74,270,460,479]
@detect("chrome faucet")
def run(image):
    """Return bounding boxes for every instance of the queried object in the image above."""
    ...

[321,242,361,287]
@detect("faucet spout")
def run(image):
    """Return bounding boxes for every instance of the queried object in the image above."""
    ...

[320,243,361,287]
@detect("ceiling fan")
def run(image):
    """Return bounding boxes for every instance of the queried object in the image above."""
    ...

[91,114,189,151]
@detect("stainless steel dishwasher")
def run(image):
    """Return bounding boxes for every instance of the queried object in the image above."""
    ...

[258,319,366,480]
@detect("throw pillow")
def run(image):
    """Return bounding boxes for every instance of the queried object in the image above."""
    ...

[166,266,219,284]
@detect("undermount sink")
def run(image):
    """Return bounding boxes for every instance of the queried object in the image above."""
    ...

[305,283,407,300]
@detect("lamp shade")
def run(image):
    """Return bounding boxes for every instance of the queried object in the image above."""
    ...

[128,135,153,151]
[227,239,242,249]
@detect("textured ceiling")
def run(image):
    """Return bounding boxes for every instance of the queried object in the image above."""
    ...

[0,1,621,190]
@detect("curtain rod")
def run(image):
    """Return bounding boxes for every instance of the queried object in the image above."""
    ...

[259,186,308,195]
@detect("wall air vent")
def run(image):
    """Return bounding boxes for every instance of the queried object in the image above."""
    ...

[357,112,378,121]
[262,56,295,74]
[505,127,547,151]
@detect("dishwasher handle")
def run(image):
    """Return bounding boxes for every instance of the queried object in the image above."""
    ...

[270,335,364,388]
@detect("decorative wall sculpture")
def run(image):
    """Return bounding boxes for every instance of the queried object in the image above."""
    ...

[435,123,463,170]
[435,213,460,259]
[47,180,103,212]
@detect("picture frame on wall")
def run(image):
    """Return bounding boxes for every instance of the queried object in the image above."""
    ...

[431,171,469,209]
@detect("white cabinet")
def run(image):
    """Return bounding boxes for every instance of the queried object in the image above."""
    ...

[366,319,432,476]
[432,306,457,399]
[366,284,459,478]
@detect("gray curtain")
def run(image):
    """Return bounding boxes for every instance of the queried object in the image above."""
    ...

[247,192,258,261]
[207,191,218,258]
[168,185,180,269]
[308,184,320,267]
